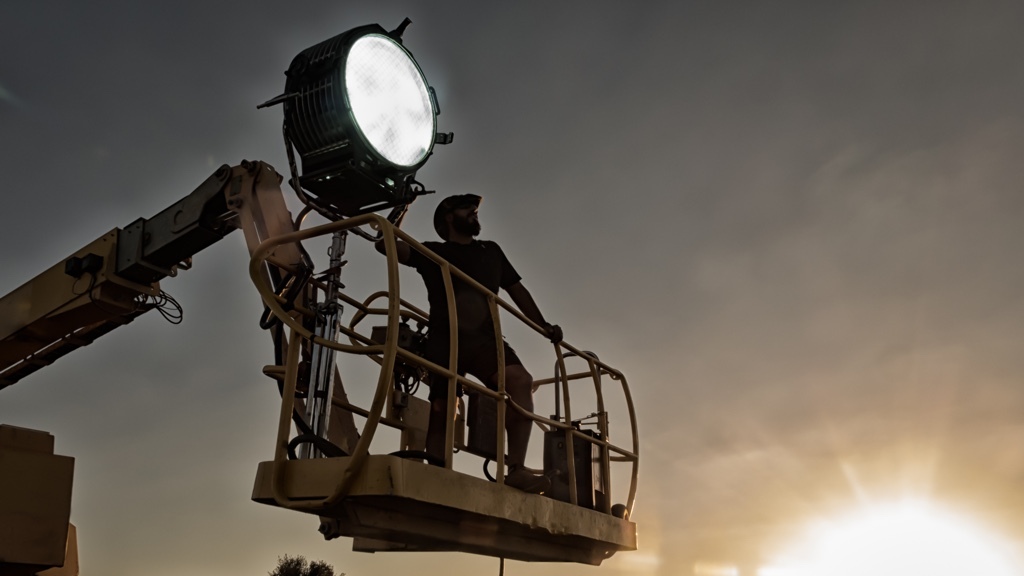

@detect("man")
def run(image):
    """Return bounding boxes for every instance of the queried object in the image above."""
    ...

[376,194,561,493]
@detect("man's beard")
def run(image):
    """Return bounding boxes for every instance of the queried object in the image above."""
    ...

[451,214,481,237]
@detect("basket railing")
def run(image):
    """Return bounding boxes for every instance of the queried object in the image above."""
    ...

[249,214,639,516]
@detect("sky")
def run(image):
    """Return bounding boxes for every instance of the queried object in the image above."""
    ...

[2,1,1024,575]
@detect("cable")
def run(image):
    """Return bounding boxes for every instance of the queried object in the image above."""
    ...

[134,289,184,325]
[152,290,184,324]
[286,434,348,460]
[483,459,497,483]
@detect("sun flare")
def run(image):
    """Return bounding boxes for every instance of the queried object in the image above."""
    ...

[759,500,1019,576]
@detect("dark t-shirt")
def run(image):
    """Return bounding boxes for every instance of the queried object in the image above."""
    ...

[406,239,522,339]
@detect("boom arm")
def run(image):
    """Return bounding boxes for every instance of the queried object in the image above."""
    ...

[0,161,300,390]
[0,160,370,575]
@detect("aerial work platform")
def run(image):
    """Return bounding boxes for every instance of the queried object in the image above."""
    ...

[246,214,641,565]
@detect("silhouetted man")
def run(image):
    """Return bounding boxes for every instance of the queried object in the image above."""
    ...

[376,194,561,493]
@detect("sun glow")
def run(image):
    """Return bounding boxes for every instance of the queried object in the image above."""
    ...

[759,500,1019,576]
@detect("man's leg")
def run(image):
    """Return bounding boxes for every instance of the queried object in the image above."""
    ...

[422,336,456,466]
[426,397,448,465]
[496,364,535,468]
[491,363,550,493]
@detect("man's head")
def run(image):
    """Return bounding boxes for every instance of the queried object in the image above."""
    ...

[433,194,482,240]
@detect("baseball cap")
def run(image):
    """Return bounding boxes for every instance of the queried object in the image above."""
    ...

[432,194,482,240]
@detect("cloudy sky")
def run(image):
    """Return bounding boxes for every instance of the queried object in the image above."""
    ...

[3,1,1024,575]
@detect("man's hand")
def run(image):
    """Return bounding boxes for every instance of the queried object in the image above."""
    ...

[506,282,562,343]
[543,323,563,344]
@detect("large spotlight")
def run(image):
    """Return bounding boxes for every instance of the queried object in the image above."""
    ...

[269,20,451,218]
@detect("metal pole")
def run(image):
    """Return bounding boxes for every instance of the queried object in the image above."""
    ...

[302,230,346,458]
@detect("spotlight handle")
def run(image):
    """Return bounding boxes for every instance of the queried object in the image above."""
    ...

[389,18,413,42]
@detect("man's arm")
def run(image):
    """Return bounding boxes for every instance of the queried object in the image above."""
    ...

[375,237,412,264]
[505,281,562,343]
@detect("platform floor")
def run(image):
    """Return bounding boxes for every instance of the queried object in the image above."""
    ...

[252,455,636,565]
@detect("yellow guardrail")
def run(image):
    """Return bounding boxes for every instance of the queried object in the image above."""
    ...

[249,213,639,516]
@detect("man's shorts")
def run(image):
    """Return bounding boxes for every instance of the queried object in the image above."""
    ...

[422,335,523,401]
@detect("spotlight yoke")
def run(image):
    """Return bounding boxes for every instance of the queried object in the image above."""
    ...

[282,23,444,218]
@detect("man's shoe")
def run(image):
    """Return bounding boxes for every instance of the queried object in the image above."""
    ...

[504,466,551,494]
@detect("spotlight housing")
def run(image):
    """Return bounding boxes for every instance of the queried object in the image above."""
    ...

[278,22,448,218]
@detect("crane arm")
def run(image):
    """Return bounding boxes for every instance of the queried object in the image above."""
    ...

[0,161,302,390]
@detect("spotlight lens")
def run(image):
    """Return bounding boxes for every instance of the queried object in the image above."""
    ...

[346,34,435,168]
